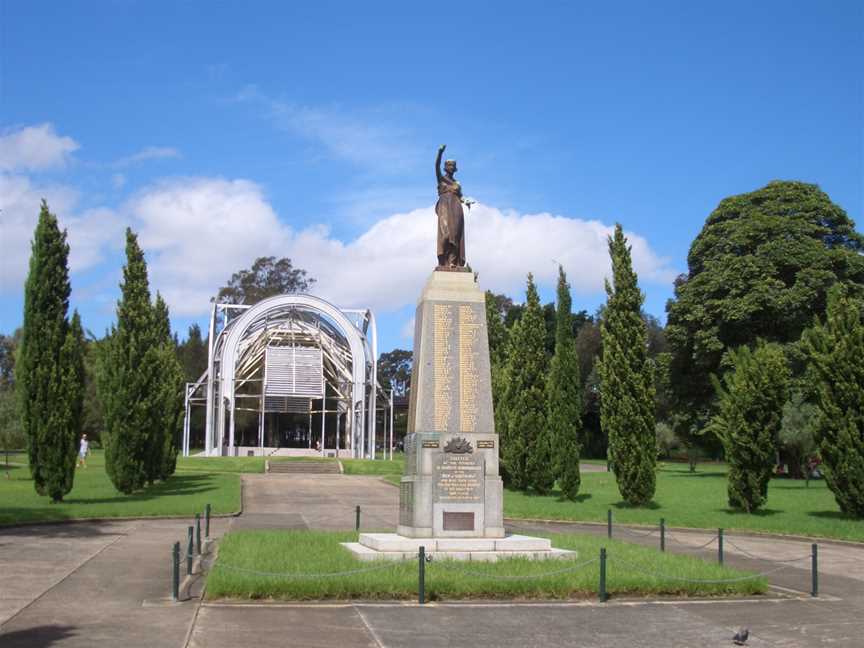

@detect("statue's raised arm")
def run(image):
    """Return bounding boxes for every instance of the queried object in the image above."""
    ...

[435,144,446,183]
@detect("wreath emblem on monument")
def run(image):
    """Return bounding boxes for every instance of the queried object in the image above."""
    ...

[443,437,473,454]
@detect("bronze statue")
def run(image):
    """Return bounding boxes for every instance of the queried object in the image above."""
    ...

[435,144,472,268]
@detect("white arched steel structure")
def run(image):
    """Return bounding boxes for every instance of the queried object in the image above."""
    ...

[183,293,383,459]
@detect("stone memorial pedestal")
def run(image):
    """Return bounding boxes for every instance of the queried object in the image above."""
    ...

[343,271,575,562]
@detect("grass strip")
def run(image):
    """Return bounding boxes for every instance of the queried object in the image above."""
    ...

[0,451,240,525]
[206,529,768,601]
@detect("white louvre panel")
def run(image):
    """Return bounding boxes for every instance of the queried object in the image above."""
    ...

[264,346,324,398]
[264,396,310,413]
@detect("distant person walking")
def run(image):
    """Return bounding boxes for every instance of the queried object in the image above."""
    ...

[77,434,89,469]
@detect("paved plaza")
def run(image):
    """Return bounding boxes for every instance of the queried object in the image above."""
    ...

[1,471,863,647]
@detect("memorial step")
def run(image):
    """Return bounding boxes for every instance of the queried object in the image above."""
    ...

[267,461,340,474]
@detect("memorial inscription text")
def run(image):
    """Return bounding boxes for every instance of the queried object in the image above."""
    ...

[434,453,483,503]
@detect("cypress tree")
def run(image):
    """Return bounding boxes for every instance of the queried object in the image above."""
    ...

[485,291,510,480]
[502,274,549,491]
[802,286,864,517]
[151,293,182,480]
[708,342,790,512]
[17,200,85,502]
[547,266,582,499]
[100,228,158,493]
[599,224,656,506]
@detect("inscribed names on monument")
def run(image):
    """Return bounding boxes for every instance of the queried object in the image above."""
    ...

[433,304,453,431]
[459,304,480,432]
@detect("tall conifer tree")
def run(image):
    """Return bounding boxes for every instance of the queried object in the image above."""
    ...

[17,201,85,501]
[547,266,582,499]
[599,224,656,505]
[502,274,549,491]
[151,293,181,480]
[485,291,510,479]
[709,342,790,512]
[100,229,158,493]
[802,286,864,517]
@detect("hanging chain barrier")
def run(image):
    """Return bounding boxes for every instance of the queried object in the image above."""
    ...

[607,553,797,584]
[723,538,814,564]
[429,556,600,581]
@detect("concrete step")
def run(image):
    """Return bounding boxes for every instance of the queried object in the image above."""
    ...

[267,461,340,474]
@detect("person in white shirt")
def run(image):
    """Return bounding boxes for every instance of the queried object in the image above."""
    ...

[77,434,89,469]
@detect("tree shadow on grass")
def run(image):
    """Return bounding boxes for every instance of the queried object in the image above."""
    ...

[613,501,661,510]
[555,493,592,503]
[715,508,784,517]
[64,473,217,505]
[0,623,78,647]
[807,510,857,521]
[664,470,727,479]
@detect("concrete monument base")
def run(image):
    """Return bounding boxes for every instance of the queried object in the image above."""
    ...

[342,533,577,562]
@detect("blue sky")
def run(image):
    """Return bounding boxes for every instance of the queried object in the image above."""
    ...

[1,1,861,352]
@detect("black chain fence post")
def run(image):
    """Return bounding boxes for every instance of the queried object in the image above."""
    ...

[607,509,612,539]
[205,503,211,538]
[599,547,607,602]
[418,546,426,605]
[660,518,665,552]
[172,542,180,601]
[355,505,361,532]
[718,528,724,565]
[811,543,818,597]
[186,526,194,575]
[195,513,202,555]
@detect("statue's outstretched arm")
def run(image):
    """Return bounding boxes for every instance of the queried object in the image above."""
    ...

[435,144,445,183]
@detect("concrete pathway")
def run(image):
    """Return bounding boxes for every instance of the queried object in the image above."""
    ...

[3,471,863,647]
[0,517,231,647]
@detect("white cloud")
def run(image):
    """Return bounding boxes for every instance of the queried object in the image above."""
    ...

[0,174,123,290]
[114,146,181,168]
[0,123,79,172]
[237,86,417,171]
[121,177,675,318]
[125,177,291,313]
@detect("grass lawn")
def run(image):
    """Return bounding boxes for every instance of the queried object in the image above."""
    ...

[0,451,240,526]
[341,456,404,476]
[504,463,864,542]
[346,458,863,542]
[206,529,767,601]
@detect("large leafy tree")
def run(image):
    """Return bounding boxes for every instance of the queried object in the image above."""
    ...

[599,224,656,506]
[802,286,864,517]
[547,266,582,499]
[100,229,160,493]
[215,256,314,305]
[502,274,550,491]
[177,324,208,384]
[17,201,85,502]
[666,181,864,432]
[377,349,413,397]
[708,342,790,512]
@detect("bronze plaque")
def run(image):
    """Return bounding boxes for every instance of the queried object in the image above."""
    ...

[476,440,494,449]
[422,440,440,448]
[443,511,475,531]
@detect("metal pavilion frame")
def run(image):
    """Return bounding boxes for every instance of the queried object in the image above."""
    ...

[182,294,395,459]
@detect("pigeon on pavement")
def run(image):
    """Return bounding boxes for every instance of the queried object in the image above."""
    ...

[733,627,750,645]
